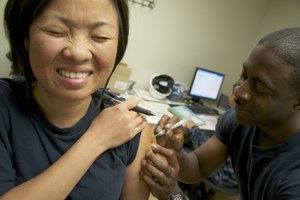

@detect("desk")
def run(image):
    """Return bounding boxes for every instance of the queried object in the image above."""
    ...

[143,102,219,131]
[125,89,221,130]
[139,100,173,125]
[121,90,173,125]
[134,88,186,106]
[196,114,219,131]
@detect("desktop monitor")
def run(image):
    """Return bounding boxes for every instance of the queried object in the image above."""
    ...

[188,67,225,102]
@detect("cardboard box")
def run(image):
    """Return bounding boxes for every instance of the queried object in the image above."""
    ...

[107,63,132,94]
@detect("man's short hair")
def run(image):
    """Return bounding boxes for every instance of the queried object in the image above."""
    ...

[258,27,300,91]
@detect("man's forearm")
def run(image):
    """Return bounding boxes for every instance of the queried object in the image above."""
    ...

[177,152,204,183]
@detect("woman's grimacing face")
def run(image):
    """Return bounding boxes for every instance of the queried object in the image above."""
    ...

[26,0,119,102]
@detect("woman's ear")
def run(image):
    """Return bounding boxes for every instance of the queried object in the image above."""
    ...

[293,96,300,111]
[24,37,29,51]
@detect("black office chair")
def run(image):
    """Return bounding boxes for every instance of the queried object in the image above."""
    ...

[181,179,239,200]
[180,180,238,200]
[181,128,239,200]
[202,178,239,196]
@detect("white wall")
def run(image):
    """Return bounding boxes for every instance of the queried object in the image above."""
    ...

[255,0,300,42]
[0,0,10,77]
[1,0,300,95]
[124,0,272,94]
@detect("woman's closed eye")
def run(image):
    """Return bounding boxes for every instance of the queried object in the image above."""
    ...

[91,35,113,42]
[46,30,68,37]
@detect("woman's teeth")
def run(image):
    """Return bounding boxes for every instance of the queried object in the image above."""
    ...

[58,69,89,79]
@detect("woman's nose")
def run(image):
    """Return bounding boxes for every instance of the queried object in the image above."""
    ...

[62,38,93,62]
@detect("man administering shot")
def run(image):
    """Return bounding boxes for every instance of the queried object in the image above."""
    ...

[141,27,300,200]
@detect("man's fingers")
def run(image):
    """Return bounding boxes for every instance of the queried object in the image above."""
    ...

[148,144,179,174]
[168,115,180,127]
[155,115,170,132]
[142,156,170,187]
[161,115,180,132]
[141,171,163,191]
[145,149,169,171]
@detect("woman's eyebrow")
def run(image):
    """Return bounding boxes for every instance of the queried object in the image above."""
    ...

[40,15,116,29]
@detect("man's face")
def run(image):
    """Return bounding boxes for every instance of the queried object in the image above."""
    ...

[234,44,299,128]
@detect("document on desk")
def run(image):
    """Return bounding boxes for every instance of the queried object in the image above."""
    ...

[168,105,219,131]
[168,105,205,126]
[121,91,218,129]
[138,100,173,125]
[196,114,218,131]
[120,91,173,125]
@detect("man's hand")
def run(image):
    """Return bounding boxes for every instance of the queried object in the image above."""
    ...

[141,144,182,200]
[154,115,185,157]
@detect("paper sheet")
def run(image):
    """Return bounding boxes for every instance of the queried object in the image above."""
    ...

[138,100,173,125]
[197,114,219,131]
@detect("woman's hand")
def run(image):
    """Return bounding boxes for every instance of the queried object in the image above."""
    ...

[88,96,147,151]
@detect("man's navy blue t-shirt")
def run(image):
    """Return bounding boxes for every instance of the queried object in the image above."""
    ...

[215,108,300,199]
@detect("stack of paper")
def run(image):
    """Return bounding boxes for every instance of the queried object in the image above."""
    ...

[168,105,205,126]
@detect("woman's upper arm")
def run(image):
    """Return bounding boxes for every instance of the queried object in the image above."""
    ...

[120,123,155,200]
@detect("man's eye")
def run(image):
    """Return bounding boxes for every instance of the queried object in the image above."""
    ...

[255,83,269,94]
[255,87,266,94]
